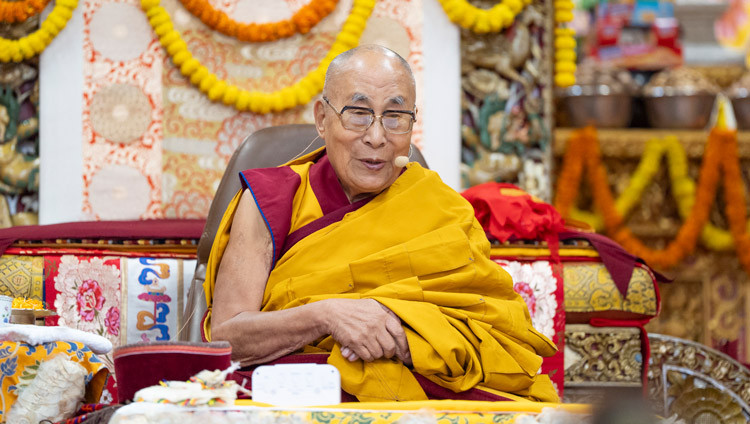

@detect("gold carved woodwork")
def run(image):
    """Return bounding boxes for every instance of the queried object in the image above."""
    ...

[648,333,750,422]
[554,128,750,159]
[0,17,41,228]
[564,325,642,386]
[645,251,749,360]
[668,374,745,424]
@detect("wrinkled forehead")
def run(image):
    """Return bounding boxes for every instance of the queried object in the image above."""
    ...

[344,92,409,107]
[325,52,416,106]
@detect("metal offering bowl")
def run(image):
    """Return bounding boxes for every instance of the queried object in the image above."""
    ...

[644,94,716,129]
[563,94,633,128]
[731,96,750,130]
[561,85,633,128]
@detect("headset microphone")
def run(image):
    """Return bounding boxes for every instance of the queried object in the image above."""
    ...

[394,156,409,167]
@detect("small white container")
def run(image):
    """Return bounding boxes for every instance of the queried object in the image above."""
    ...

[0,295,12,325]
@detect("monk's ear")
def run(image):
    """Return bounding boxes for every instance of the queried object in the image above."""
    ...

[313,99,326,138]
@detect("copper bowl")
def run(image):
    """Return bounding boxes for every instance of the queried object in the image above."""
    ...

[644,94,716,129]
[731,96,750,130]
[562,94,633,128]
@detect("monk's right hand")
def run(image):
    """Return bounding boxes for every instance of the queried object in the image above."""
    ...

[323,298,411,364]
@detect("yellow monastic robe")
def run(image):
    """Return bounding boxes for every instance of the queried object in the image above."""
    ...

[204,149,559,403]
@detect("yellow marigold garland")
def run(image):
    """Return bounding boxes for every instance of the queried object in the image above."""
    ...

[568,136,749,251]
[555,126,750,273]
[177,0,338,42]
[0,0,78,62]
[436,0,531,34]
[0,0,51,24]
[142,0,374,113]
[554,1,576,87]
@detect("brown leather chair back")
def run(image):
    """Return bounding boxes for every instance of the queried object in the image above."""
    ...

[181,124,428,341]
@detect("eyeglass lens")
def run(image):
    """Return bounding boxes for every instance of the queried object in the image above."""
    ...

[341,109,413,134]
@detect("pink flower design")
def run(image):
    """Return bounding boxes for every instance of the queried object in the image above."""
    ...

[76,279,106,321]
[105,306,120,336]
[514,281,537,316]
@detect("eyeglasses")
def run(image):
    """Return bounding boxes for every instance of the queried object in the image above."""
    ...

[323,97,416,135]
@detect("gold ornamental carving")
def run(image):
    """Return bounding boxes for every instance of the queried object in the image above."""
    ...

[564,325,642,385]
[649,333,750,421]
[667,373,746,424]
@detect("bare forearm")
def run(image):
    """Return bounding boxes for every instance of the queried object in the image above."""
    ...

[212,300,330,366]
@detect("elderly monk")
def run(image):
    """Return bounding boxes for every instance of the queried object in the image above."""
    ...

[203,45,558,402]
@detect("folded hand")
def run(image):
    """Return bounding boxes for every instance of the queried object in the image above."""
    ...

[324,298,411,365]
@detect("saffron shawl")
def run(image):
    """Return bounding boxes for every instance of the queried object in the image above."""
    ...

[204,149,558,402]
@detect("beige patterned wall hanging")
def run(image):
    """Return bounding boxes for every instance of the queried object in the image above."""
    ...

[80,0,423,220]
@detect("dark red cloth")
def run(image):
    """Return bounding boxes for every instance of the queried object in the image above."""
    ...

[281,197,371,257]
[0,219,205,256]
[113,341,232,402]
[240,152,371,267]
[240,165,301,267]
[229,353,514,402]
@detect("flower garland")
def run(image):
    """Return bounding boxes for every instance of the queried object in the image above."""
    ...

[177,0,338,42]
[437,0,576,86]
[436,0,530,34]
[0,0,50,23]
[567,135,750,251]
[142,0,374,113]
[554,126,750,274]
[0,0,78,62]
[554,2,576,87]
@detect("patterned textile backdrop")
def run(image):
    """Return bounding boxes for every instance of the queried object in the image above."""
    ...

[80,0,423,220]
[44,254,196,402]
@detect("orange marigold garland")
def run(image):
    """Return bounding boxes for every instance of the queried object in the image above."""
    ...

[0,0,50,23]
[720,129,750,272]
[607,129,723,268]
[554,126,750,273]
[178,0,338,42]
[554,127,587,219]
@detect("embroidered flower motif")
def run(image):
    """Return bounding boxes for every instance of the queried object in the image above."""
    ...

[54,256,121,371]
[76,279,106,322]
[105,307,120,336]
[513,281,537,315]
[100,388,114,404]
[497,260,558,340]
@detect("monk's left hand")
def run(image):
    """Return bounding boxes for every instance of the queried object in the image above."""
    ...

[380,305,412,366]
[338,302,412,366]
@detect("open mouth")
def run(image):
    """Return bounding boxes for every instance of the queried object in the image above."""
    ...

[360,158,386,170]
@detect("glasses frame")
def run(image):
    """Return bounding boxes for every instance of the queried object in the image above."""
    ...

[322,97,416,135]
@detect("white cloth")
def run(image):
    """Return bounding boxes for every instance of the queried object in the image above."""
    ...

[6,355,87,424]
[134,363,245,406]
[0,324,113,354]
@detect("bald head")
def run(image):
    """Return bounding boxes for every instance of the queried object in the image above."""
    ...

[323,45,415,100]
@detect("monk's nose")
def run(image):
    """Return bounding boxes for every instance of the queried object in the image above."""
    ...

[363,118,386,148]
